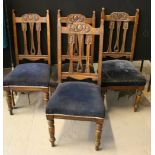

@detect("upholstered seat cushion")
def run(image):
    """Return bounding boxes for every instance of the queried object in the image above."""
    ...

[3,63,51,87]
[46,82,105,118]
[50,63,95,87]
[101,60,146,86]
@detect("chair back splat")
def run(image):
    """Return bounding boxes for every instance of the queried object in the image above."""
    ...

[57,9,96,64]
[12,10,51,65]
[57,14,104,86]
[101,8,139,61]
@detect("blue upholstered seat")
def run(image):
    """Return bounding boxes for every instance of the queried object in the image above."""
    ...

[3,63,51,87]
[50,63,95,87]
[101,60,146,87]
[46,82,105,118]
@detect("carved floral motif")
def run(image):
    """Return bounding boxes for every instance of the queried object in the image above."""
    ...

[22,13,40,22]
[67,14,86,23]
[68,22,91,33]
[111,12,129,21]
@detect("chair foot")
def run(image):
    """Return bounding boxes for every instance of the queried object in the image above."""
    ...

[134,90,142,112]
[48,119,56,147]
[44,92,49,104]
[5,90,13,115]
[95,120,103,151]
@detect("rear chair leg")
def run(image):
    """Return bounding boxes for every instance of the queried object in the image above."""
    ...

[11,91,15,108]
[5,90,13,115]
[95,119,104,151]
[48,119,56,147]
[44,92,49,104]
[134,90,142,112]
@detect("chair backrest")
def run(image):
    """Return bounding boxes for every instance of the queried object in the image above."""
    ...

[101,8,139,61]
[57,9,96,64]
[57,17,104,86]
[12,10,51,65]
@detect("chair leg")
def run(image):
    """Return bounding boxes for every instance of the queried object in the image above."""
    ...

[11,90,15,108]
[48,119,56,147]
[134,90,142,112]
[147,74,151,92]
[95,119,104,151]
[44,92,49,104]
[5,90,13,115]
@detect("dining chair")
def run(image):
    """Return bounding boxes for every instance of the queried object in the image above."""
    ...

[101,8,146,111]
[46,19,105,150]
[3,10,51,115]
[50,10,96,87]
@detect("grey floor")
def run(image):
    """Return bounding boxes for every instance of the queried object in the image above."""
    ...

[3,61,151,155]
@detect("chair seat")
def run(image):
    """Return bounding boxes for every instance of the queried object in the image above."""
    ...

[50,63,95,87]
[101,60,146,87]
[46,82,105,118]
[3,63,50,87]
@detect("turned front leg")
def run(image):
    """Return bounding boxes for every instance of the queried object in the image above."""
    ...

[48,119,55,147]
[134,90,142,112]
[95,120,104,151]
[5,90,13,115]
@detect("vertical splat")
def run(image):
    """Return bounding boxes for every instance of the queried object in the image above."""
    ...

[29,22,36,55]
[74,35,78,55]
[68,34,75,72]
[107,21,115,52]
[36,23,42,55]
[85,35,92,73]
[21,23,28,55]
[77,34,84,72]
[120,21,129,52]
[114,21,121,52]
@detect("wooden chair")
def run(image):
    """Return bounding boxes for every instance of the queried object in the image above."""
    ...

[3,10,51,115]
[46,19,105,150]
[50,10,96,86]
[101,8,146,111]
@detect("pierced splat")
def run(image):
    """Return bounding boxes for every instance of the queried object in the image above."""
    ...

[120,21,129,52]
[68,34,75,72]
[85,35,93,73]
[107,21,115,52]
[21,23,28,55]
[76,34,84,72]
[29,22,36,55]
[36,23,42,55]
[114,21,121,52]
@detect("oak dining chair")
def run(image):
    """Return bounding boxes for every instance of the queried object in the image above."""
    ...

[3,10,51,115]
[100,8,146,111]
[46,18,105,150]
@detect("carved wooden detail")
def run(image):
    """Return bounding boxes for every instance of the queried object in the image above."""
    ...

[67,14,86,23]
[29,22,36,55]
[114,21,121,51]
[36,23,42,55]
[68,22,91,33]
[107,21,115,52]
[22,13,40,22]
[120,21,129,52]
[77,34,84,72]
[110,12,129,21]
[21,23,28,55]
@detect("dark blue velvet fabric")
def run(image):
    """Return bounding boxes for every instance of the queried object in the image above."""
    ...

[101,60,146,86]
[46,82,105,118]
[50,63,95,87]
[3,63,51,87]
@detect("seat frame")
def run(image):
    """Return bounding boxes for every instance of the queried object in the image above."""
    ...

[47,16,104,150]
[101,8,145,112]
[4,10,51,115]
